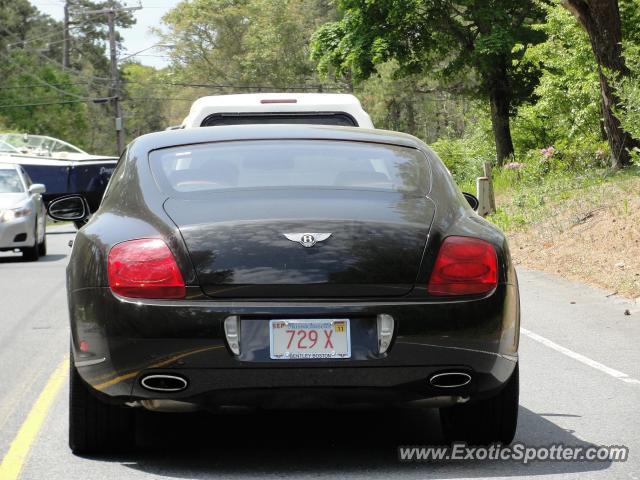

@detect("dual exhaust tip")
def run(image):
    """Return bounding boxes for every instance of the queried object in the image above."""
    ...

[429,372,472,389]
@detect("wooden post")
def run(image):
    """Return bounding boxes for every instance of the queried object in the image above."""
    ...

[483,161,496,212]
[476,177,493,217]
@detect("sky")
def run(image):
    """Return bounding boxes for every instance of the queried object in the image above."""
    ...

[29,0,177,69]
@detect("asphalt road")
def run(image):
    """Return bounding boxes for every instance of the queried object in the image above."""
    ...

[1,227,639,479]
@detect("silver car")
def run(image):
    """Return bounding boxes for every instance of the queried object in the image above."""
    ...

[0,163,47,261]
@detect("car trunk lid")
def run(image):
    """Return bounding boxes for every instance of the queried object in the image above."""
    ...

[164,189,435,298]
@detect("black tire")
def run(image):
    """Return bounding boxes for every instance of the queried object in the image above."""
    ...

[38,230,47,257]
[69,360,135,454]
[21,242,39,263]
[440,363,519,445]
[22,218,40,261]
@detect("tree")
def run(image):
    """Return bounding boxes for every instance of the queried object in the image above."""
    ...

[0,1,89,146]
[311,0,548,164]
[357,61,472,143]
[66,0,136,75]
[511,4,602,153]
[120,63,170,139]
[561,0,639,169]
[160,0,337,89]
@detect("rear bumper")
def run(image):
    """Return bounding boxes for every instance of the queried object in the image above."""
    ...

[69,283,519,407]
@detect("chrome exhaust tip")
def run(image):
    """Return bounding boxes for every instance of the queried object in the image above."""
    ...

[429,372,472,389]
[140,374,188,392]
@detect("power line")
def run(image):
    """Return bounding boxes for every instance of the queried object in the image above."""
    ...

[5,23,88,49]
[124,97,194,102]
[0,81,94,90]
[0,39,111,101]
[0,97,113,109]
[0,25,111,83]
[1,78,347,93]
[120,80,347,91]
[5,63,95,100]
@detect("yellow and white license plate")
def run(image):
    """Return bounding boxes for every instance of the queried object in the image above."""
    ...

[269,319,351,360]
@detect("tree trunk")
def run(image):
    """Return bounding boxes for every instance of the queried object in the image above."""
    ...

[563,0,640,169]
[488,68,515,165]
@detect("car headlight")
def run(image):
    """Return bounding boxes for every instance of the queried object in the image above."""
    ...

[0,206,32,223]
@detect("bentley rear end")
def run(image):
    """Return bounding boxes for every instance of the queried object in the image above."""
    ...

[54,125,520,454]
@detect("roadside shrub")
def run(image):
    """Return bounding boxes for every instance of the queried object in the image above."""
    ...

[493,141,610,192]
[430,137,484,184]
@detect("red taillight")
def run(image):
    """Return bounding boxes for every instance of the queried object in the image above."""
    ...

[427,236,498,296]
[108,239,185,299]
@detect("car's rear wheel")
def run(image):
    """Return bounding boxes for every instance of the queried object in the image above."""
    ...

[440,363,519,445]
[69,359,135,454]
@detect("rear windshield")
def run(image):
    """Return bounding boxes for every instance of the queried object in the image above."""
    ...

[150,140,429,195]
[201,113,357,127]
[0,169,24,193]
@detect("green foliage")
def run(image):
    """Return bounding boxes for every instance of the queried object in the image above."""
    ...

[488,165,640,233]
[511,5,602,154]
[0,0,140,156]
[160,0,335,88]
[429,103,496,184]
[617,7,640,151]
[311,0,547,102]
[310,0,548,163]
[356,61,471,144]
[0,50,88,148]
[121,63,171,139]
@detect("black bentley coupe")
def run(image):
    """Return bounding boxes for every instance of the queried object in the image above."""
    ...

[49,125,520,454]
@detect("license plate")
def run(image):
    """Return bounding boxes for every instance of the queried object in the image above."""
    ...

[269,319,351,360]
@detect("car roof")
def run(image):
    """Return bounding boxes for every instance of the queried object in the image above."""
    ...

[0,162,19,170]
[131,124,426,155]
[188,93,364,109]
[181,93,374,129]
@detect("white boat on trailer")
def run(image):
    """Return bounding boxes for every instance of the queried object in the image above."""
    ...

[0,133,118,213]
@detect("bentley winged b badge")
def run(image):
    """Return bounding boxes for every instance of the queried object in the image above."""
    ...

[283,233,332,248]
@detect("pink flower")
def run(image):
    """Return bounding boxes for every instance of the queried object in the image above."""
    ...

[504,162,524,170]
[540,146,556,160]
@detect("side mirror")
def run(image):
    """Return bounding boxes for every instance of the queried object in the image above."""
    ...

[29,183,46,195]
[48,195,89,222]
[462,192,479,211]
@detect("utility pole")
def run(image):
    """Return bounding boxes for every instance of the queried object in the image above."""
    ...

[63,1,70,69]
[107,10,125,155]
[79,4,141,155]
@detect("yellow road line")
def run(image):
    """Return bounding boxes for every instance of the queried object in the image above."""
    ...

[93,345,224,391]
[0,357,68,480]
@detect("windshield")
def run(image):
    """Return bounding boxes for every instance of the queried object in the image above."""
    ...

[0,169,24,193]
[0,134,86,155]
[150,140,430,195]
[0,140,19,153]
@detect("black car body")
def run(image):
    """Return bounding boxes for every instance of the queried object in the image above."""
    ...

[55,125,520,453]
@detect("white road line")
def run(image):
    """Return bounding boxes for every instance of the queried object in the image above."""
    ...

[521,328,639,385]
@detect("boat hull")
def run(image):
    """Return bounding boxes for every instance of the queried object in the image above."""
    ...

[0,155,117,213]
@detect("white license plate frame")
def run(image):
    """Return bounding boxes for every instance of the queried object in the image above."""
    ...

[269,319,351,360]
